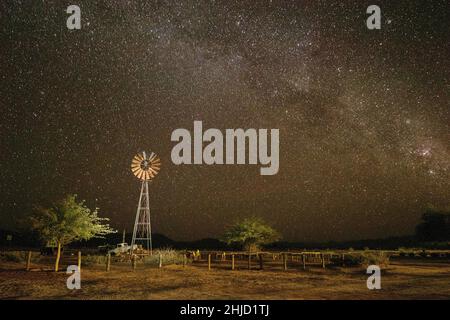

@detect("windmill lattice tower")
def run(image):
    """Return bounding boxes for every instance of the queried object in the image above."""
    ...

[130,151,161,255]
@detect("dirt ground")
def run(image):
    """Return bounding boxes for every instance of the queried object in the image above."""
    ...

[0,259,449,300]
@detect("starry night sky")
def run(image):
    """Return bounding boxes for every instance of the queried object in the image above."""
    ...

[1,1,449,242]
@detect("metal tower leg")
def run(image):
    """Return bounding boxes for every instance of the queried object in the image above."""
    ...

[131,180,152,256]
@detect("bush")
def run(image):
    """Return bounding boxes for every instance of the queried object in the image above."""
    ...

[143,248,187,267]
[82,254,108,266]
[331,253,362,266]
[0,251,26,262]
[333,251,391,267]
[398,247,409,257]
[360,251,390,267]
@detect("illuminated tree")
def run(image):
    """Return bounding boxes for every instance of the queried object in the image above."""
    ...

[30,194,116,271]
[222,217,280,252]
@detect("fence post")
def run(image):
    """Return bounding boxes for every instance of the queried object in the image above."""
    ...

[132,255,137,270]
[106,253,111,272]
[248,253,251,270]
[283,253,287,271]
[78,251,82,273]
[26,251,32,271]
[342,253,345,266]
[159,253,162,268]
[231,254,235,270]
[259,253,263,270]
[321,253,325,268]
[183,253,187,268]
[208,254,211,270]
[302,254,306,270]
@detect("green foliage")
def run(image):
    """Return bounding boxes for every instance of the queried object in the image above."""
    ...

[360,251,390,266]
[222,217,280,251]
[0,251,41,263]
[82,254,108,266]
[0,251,27,262]
[29,194,116,247]
[330,253,360,266]
[344,251,391,267]
[331,251,391,267]
[143,248,187,266]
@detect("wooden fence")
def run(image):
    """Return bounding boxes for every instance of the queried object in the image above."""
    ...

[193,251,339,271]
[4,248,450,273]
[190,249,450,271]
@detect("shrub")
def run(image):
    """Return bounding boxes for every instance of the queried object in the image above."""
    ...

[330,253,361,266]
[360,251,390,267]
[0,251,30,263]
[82,254,108,266]
[333,251,391,267]
[143,248,187,267]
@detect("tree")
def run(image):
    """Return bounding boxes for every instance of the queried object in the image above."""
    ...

[415,208,450,242]
[30,194,116,271]
[222,217,281,252]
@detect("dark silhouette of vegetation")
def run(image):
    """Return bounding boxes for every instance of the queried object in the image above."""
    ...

[415,208,450,242]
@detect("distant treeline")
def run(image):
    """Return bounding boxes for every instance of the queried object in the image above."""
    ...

[0,231,448,251]
[1,209,448,250]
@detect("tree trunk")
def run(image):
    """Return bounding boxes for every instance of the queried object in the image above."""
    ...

[55,242,61,272]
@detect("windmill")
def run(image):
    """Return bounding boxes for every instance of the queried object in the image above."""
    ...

[130,151,161,255]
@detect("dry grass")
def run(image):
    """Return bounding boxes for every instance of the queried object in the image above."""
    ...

[0,258,449,300]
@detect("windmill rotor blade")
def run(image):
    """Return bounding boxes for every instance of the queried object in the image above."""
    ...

[148,152,156,161]
[151,165,161,172]
[131,162,141,169]
[150,163,160,169]
[151,163,161,169]
[151,159,161,165]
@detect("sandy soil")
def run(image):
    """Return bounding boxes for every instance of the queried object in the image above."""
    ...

[0,258,449,300]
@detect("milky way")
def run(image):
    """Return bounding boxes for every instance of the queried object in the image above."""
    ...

[1,1,449,241]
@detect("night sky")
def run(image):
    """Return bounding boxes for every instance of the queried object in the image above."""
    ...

[1,1,449,242]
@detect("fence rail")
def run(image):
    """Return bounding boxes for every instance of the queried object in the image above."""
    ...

[2,249,449,273]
